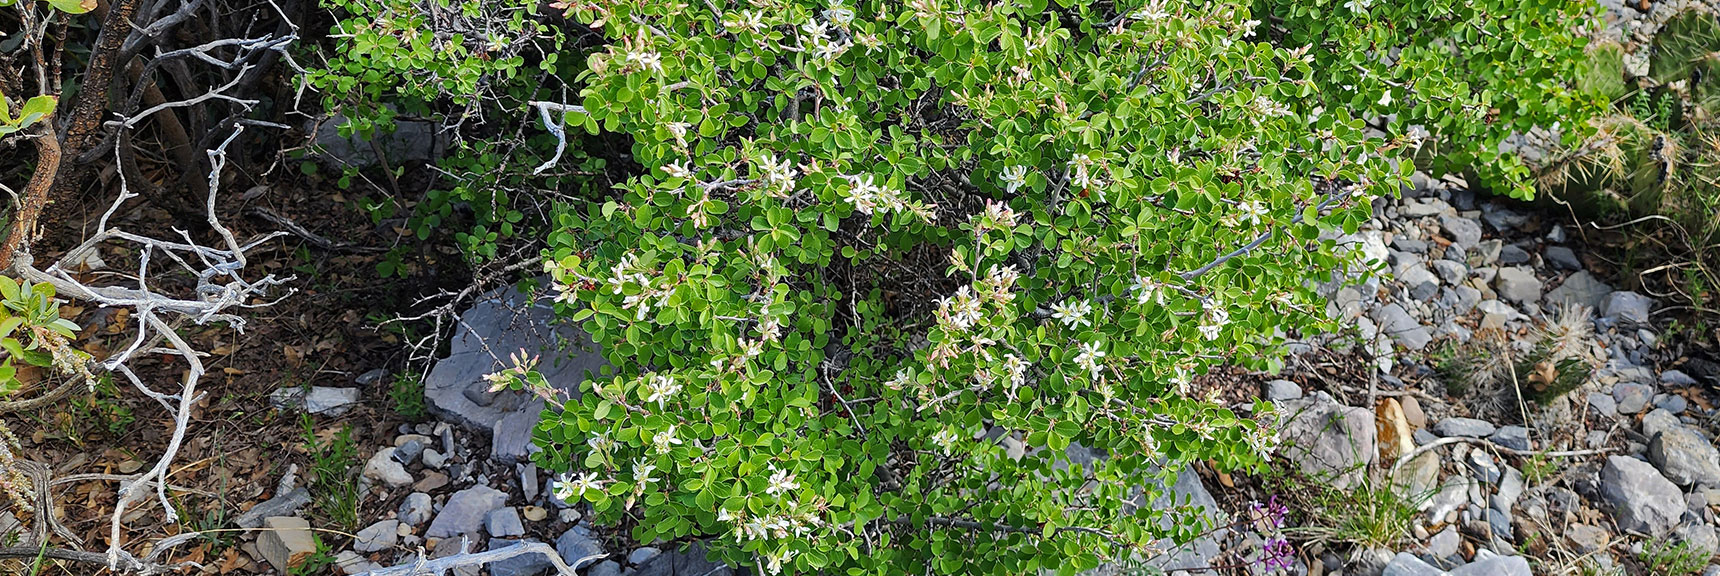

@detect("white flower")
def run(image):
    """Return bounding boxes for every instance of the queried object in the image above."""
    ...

[1241,19,1261,38]
[644,374,682,408]
[1049,299,1093,329]
[930,427,958,453]
[1344,0,1371,13]
[554,471,605,502]
[1253,96,1292,118]
[825,0,855,26]
[765,466,800,496]
[665,121,692,147]
[1129,0,1168,20]
[552,279,579,305]
[1170,365,1193,395]
[1378,90,1393,107]
[1003,353,1029,391]
[1239,200,1268,227]
[1198,301,1229,341]
[722,10,767,34]
[885,369,912,391]
[1000,165,1030,194]
[939,286,983,331]
[663,160,692,179]
[587,431,616,455]
[626,49,663,74]
[845,174,910,215]
[652,425,684,454]
[763,549,799,575]
[759,153,799,195]
[717,508,739,523]
[1074,341,1105,378]
[1132,275,1165,306]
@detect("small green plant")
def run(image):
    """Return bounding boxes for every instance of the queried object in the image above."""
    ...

[1639,539,1708,575]
[69,374,135,437]
[1282,473,1417,552]
[289,535,338,576]
[299,415,361,531]
[389,371,426,419]
[1519,452,1560,485]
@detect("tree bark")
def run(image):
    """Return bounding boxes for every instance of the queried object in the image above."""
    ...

[36,0,145,245]
[0,126,64,270]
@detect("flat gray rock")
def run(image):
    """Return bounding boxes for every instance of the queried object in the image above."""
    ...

[427,485,509,539]
[1614,381,1653,415]
[1432,417,1496,438]
[1545,271,1613,309]
[1601,455,1684,536]
[1440,214,1483,248]
[1373,303,1433,351]
[555,525,606,568]
[1274,395,1377,489]
[399,492,434,526]
[426,285,609,434]
[233,488,310,529]
[632,542,733,576]
[1494,267,1542,304]
[1600,291,1654,323]
[1544,246,1582,270]
[270,386,362,416]
[1449,554,1531,576]
[1649,426,1720,487]
[487,538,553,576]
[486,507,526,538]
[1383,552,1442,576]
[353,519,400,553]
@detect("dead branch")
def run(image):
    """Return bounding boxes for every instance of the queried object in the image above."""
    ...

[355,541,603,576]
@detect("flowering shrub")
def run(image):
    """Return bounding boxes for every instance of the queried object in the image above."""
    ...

[423,0,1599,574]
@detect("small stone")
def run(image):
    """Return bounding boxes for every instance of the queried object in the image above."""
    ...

[415,471,450,492]
[1495,267,1543,304]
[1373,303,1433,351]
[486,507,526,538]
[427,485,509,539]
[1493,467,1525,512]
[394,439,425,466]
[1566,524,1610,554]
[1656,394,1689,414]
[1431,260,1467,286]
[1427,526,1460,560]
[522,505,548,522]
[363,448,414,489]
[1441,214,1484,248]
[1664,369,1700,386]
[1433,417,1497,438]
[1614,382,1654,415]
[234,488,311,529]
[257,517,317,573]
[354,519,400,553]
[1383,552,1443,576]
[422,449,447,469]
[270,386,364,416]
[1499,244,1531,265]
[1400,396,1426,429]
[1467,450,1502,484]
[1545,271,1615,309]
[628,547,662,565]
[1273,395,1378,489]
[1679,524,1720,556]
[1649,426,1720,487]
[1600,291,1654,323]
[589,560,623,576]
[556,525,605,568]
[1588,392,1619,418]
[1489,426,1531,451]
[335,550,382,575]
[356,368,390,385]
[1263,380,1302,401]
[487,538,553,576]
[1601,455,1685,536]
[399,492,434,526]
[1545,246,1583,270]
[1449,554,1531,576]
[520,464,539,501]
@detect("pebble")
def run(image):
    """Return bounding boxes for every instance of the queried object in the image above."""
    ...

[1588,392,1619,418]
[1264,379,1303,401]
[555,525,605,568]
[394,439,425,466]
[522,505,548,522]
[1600,291,1654,323]
[1664,370,1700,386]
[1432,417,1496,438]
[422,448,447,469]
[486,507,526,538]
[1399,396,1426,429]
[1566,523,1610,554]
[1498,244,1531,265]
[1614,381,1654,414]
[1440,214,1483,248]
[426,485,509,539]
[353,519,400,553]
[1648,426,1720,487]
[1494,266,1543,303]
[1655,393,1688,414]
[1488,426,1531,451]
[1544,246,1582,270]
[399,492,434,526]
[363,448,414,489]
[628,547,662,565]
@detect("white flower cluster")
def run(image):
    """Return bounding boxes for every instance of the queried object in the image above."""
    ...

[934,264,1021,333]
[726,501,823,542]
[1131,275,1167,306]
[1066,153,1108,200]
[1252,96,1292,118]
[643,374,682,408]
[1000,165,1030,194]
[978,200,1019,231]
[1049,299,1093,329]
[606,254,672,321]
[722,10,767,34]
[1198,299,1230,341]
[844,174,913,216]
[552,471,607,503]
[1073,340,1106,379]
[758,153,799,197]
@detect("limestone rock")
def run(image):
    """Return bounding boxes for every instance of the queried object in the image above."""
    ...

[257,517,317,573]
[1649,426,1720,487]
[1601,455,1685,536]
[1274,395,1377,489]
[427,485,509,539]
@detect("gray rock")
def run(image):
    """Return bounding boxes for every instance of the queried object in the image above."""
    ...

[1600,291,1654,323]
[1383,552,1443,576]
[492,410,543,466]
[1401,198,1450,217]
[1566,523,1610,554]
[422,448,447,469]
[269,386,363,416]
[1495,267,1543,304]
[1441,214,1484,248]
[588,560,622,576]
[1499,244,1531,265]
[1489,426,1531,451]
[1482,206,1528,232]
[1402,265,1441,299]
[1545,246,1583,270]
[1433,417,1497,438]
[1644,409,1683,441]
[356,368,390,385]
[1677,523,1720,556]
[312,115,445,168]
[1428,525,1461,560]
[394,439,424,466]
[1373,303,1433,351]
[487,538,553,576]
[1545,271,1614,309]
[1473,240,1503,267]
[1601,455,1686,536]
[1656,394,1689,414]
[1449,554,1531,576]
[1274,395,1377,489]
[427,485,509,539]
[335,550,382,575]
[1454,285,1483,315]
[1614,381,1654,415]
[1649,427,1720,487]
[399,492,434,526]
[1664,370,1700,386]
[354,519,400,553]
[1494,467,1525,512]
[257,517,316,573]
[486,507,526,538]
[1588,392,1619,418]
[628,547,662,565]
[632,542,733,576]
[363,448,413,489]
[1426,479,1469,523]
[1467,450,1502,484]
[1264,379,1303,401]
[1431,260,1467,286]
[425,284,609,440]
[1137,467,1227,572]
[555,525,605,568]
[233,487,310,529]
